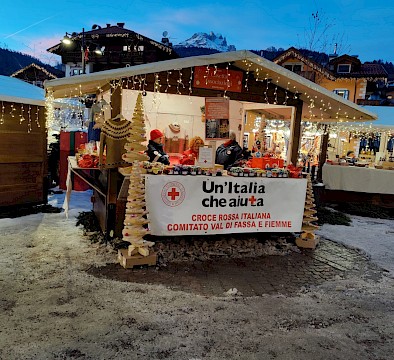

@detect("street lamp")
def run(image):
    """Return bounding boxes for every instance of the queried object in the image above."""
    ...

[62,28,103,75]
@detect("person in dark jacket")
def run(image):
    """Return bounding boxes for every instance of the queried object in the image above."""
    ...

[215,130,243,170]
[146,129,170,165]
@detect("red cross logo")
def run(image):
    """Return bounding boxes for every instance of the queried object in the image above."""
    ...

[249,195,257,205]
[167,187,180,200]
[161,181,186,207]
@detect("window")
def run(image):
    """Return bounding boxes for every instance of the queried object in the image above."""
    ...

[283,63,302,72]
[333,89,349,100]
[71,68,83,76]
[337,64,351,73]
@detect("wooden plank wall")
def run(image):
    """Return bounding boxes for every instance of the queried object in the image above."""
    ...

[0,101,47,207]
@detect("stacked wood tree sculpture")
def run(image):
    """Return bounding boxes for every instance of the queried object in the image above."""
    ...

[295,173,320,249]
[118,92,157,268]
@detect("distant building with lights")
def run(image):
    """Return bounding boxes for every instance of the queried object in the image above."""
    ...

[11,63,64,88]
[273,47,388,106]
[47,22,178,77]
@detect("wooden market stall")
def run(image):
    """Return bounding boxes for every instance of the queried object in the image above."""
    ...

[0,76,48,208]
[44,51,378,247]
[320,106,394,207]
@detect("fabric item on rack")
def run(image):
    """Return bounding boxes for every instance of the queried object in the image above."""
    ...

[164,123,188,154]
[359,137,367,152]
[99,117,133,168]
[387,137,394,152]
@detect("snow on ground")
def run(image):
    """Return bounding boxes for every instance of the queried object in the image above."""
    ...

[317,215,394,277]
[1,189,394,359]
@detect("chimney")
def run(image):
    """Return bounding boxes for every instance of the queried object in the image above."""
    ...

[106,24,111,28]
[117,22,125,28]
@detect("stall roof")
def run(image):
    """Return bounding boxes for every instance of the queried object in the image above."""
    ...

[44,50,377,123]
[362,106,394,127]
[0,75,45,106]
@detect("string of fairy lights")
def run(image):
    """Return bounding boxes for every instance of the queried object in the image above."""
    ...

[2,59,393,139]
[0,100,42,132]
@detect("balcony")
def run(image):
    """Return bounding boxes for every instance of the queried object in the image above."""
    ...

[356,99,381,106]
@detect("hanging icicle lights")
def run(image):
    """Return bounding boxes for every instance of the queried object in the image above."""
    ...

[43,56,375,132]
[45,89,55,129]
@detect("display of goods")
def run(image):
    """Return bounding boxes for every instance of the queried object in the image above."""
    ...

[162,165,223,176]
[286,164,303,178]
[251,156,285,169]
[142,161,165,174]
[228,167,289,178]
[77,154,100,168]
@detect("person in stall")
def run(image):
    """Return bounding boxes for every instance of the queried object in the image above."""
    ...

[346,150,357,165]
[215,130,243,170]
[179,136,205,165]
[145,129,170,165]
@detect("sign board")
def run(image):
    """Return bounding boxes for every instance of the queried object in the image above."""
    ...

[205,97,229,119]
[205,97,230,139]
[145,175,307,236]
[193,66,243,92]
[195,145,214,168]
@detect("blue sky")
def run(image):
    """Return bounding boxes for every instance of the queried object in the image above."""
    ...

[1,0,393,66]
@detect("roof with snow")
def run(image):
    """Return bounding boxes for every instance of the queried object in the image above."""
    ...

[362,106,394,127]
[0,75,45,106]
[44,50,378,123]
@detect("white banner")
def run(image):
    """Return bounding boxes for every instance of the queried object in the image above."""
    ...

[145,175,307,236]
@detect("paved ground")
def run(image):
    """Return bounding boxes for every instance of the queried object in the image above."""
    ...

[87,239,385,297]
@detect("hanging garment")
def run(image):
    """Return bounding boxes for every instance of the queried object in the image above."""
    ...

[359,137,367,152]
[99,117,133,168]
[164,123,188,154]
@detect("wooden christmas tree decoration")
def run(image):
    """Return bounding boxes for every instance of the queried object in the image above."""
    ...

[257,115,267,152]
[118,93,157,268]
[296,173,320,249]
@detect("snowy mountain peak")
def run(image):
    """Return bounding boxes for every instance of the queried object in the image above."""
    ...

[176,31,236,52]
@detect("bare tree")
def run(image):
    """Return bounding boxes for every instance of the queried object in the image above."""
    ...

[297,8,350,55]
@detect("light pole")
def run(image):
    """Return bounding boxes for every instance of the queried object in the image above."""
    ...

[81,28,86,74]
[62,28,103,75]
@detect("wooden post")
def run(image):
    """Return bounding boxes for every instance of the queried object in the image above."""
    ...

[289,100,303,166]
[104,82,123,240]
[317,124,329,182]
[111,83,122,118]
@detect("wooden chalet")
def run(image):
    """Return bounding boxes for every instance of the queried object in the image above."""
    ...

[274,47,388,104]
[45,50,378,238]
[47,23,178,77]
[0,76,47,208]
[11,63,64,88]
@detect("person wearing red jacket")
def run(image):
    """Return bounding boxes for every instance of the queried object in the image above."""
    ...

[180,136,204,165]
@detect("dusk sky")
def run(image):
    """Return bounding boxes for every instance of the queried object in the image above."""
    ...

[1,0,393,66]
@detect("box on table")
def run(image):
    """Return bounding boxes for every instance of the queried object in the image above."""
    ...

[251,157,284,169]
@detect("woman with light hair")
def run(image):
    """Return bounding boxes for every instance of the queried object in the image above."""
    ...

[179,136,205,165]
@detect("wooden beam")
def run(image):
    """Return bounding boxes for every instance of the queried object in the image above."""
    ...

[290,100,303,165]
[110,81,122,117]
[317,125,329,182]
